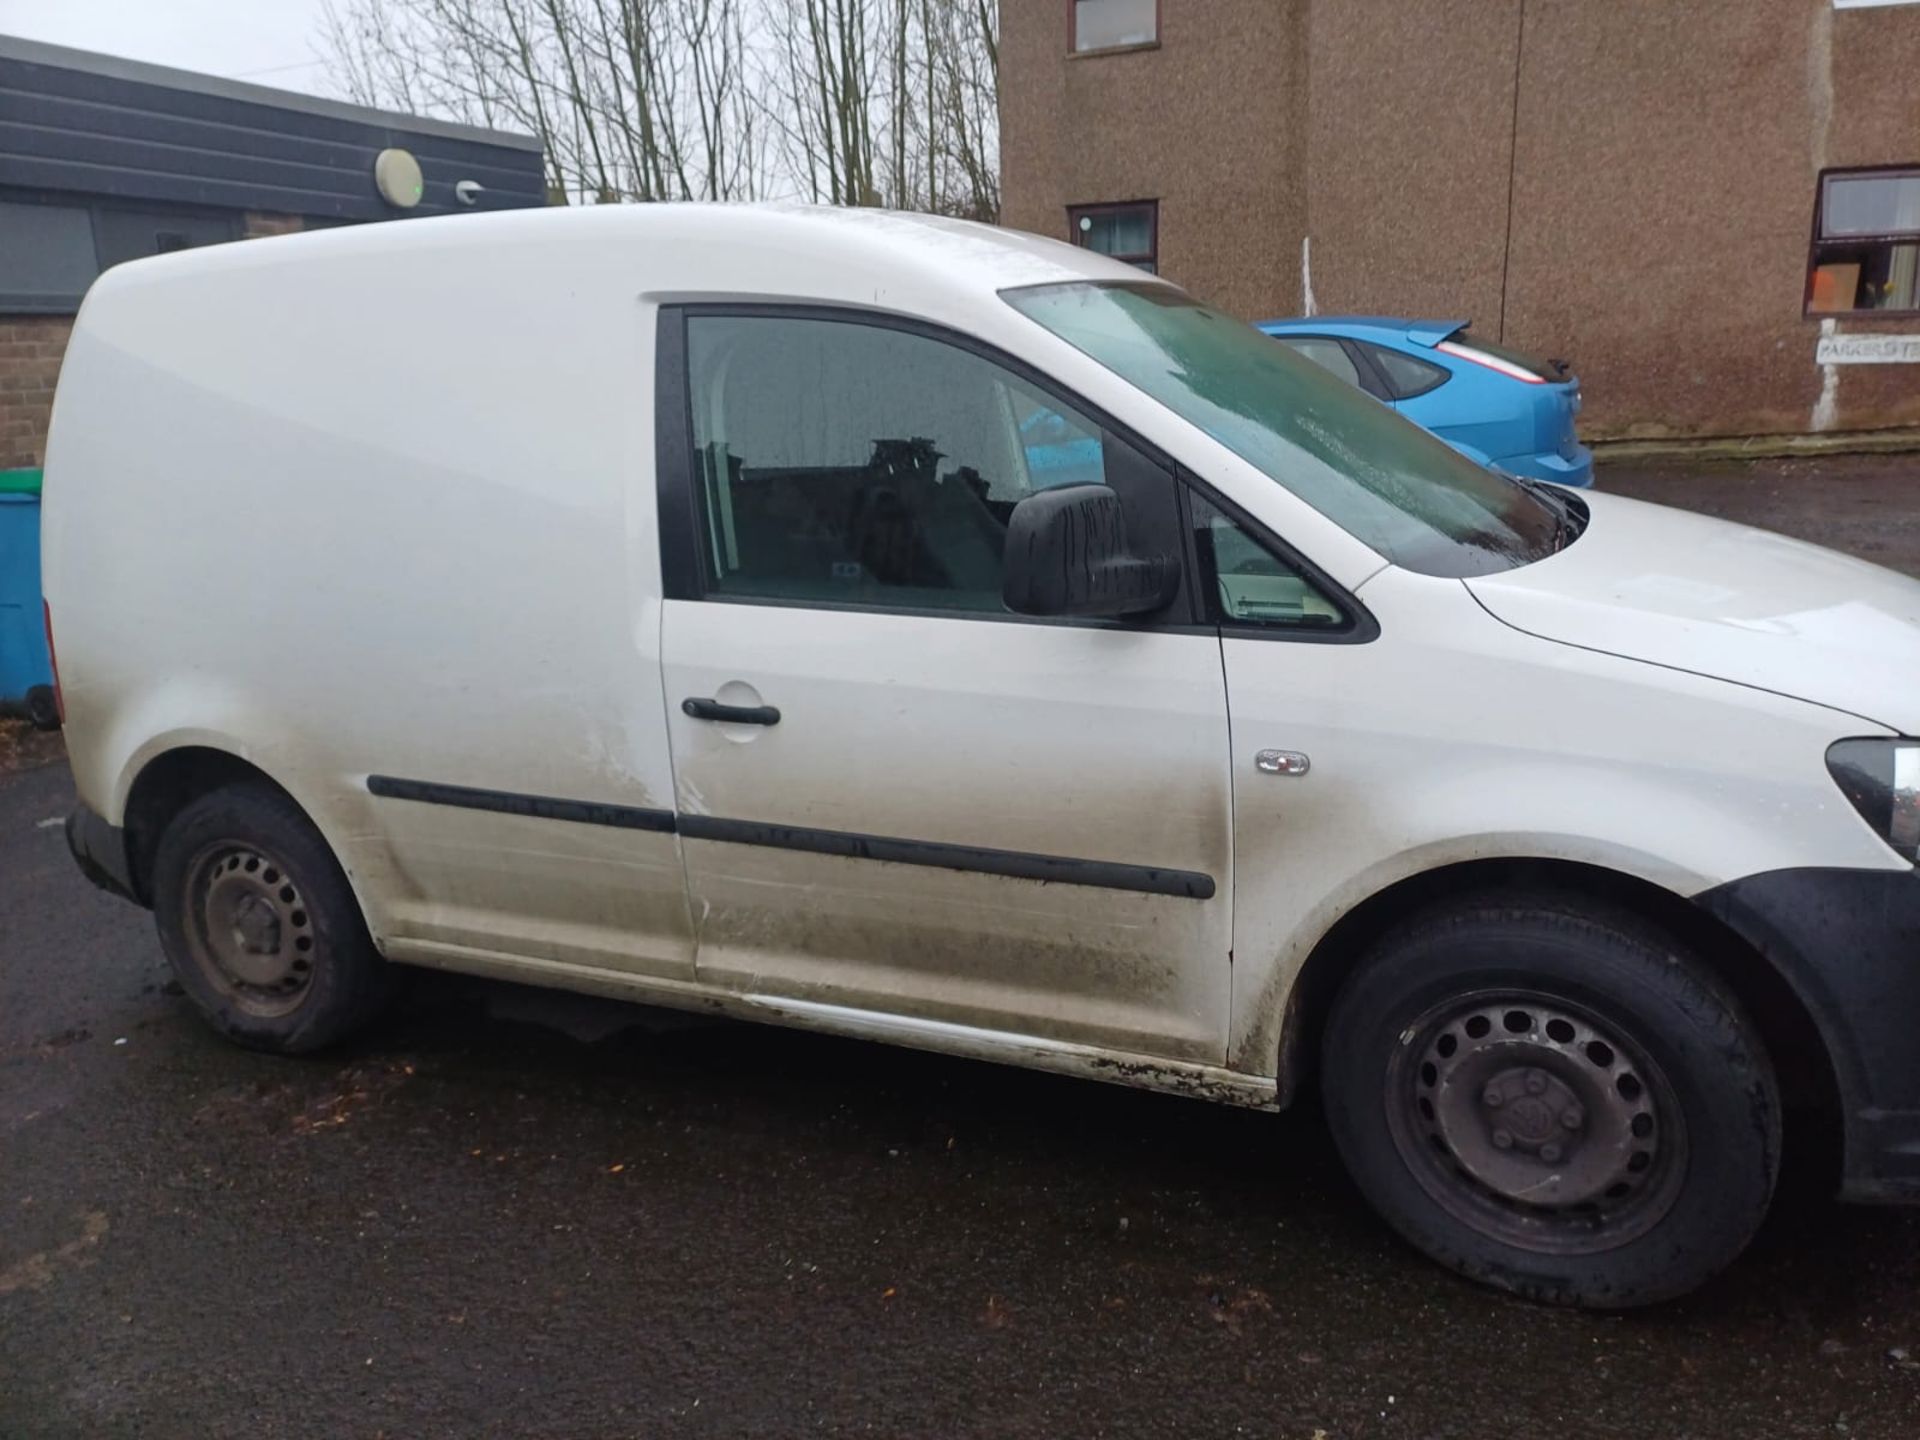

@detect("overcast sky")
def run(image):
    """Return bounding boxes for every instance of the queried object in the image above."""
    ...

[0,0,342,97]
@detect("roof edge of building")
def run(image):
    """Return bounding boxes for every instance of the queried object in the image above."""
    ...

[0,32,544,155]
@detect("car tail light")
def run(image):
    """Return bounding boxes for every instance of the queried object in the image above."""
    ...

[43,600,64,724]
[1437,340,1548,385]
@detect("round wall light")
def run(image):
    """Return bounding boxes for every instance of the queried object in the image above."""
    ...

[373,148,425,209]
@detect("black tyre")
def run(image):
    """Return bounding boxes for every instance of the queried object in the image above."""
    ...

[151,782,394,1053]
[1321,893,1780,1308]
[25,684,60,731]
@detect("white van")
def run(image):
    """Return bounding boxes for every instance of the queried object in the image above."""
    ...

[41,205,1920,1306]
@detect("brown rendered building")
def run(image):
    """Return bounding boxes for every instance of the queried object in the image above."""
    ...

[1001,1,1920,443]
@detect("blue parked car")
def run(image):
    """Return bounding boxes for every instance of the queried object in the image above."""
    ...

[1256,317,1593,488]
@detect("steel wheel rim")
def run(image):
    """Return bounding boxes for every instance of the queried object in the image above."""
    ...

[182,842,317,1019]
[1384,987,1688,1255]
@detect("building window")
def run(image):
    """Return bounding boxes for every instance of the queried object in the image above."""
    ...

[1069,201,1158,274]
[1807,167,1920,316]
[0,200,100,312]
[0,192,240,314]
[92,206,239,269]
[1071,0,1157,54]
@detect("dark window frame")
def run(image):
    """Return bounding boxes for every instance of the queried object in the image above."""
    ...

[1804,163,1920,320]
[1353,339,1451,401]
[1183,486,1367,638]
[1272,333,1387,401]
[0,194,97,313]
[1068,0,1161,56]
[660,300,1196,630]
[0,186,241,314]
[653,301,1377,646]
[1067,199,1159,272]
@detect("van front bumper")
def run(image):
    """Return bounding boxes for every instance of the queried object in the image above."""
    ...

[1697,866,1920,1201]
[66,803,140,905]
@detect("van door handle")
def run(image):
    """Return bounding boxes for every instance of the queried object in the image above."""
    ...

[682,697,781,726]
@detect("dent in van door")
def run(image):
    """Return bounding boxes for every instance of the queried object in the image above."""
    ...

[655,307,1235,1061]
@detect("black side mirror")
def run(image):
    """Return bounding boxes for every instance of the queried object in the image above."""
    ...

[1002,483,1179,618]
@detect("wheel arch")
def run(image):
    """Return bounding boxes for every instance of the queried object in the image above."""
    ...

[1276,856,1846,1193]
[123,746,322,907]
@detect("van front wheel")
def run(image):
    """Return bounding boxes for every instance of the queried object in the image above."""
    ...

[152,782,393,1053]
[1321,895,1780,1307]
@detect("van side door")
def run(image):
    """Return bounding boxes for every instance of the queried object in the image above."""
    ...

[655,306,1234,1063]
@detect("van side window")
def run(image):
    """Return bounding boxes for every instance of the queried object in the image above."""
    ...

[684,314,1120,613]
[1191,493,1347,630]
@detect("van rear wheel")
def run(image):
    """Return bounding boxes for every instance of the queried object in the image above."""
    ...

[1321,894,1779,1307]
[152,782,393,1053]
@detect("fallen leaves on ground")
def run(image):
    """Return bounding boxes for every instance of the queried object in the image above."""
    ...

[288,1061,416,1135]
[0,719,63,774]
[0,1210,108,1295]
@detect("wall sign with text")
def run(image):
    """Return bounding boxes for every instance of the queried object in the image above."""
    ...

[1816,334,1920,364]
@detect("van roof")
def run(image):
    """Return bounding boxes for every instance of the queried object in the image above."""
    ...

[88,202,1165,309]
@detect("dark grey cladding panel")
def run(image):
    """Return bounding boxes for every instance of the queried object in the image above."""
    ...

[0,36,545,220]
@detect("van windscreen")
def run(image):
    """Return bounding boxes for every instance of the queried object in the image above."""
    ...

[1003,282,1569,577]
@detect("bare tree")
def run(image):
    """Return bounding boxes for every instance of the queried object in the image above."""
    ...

[766,0,880,206]
[318,0,994,217]
[580,0,689,200]
[925,0,998,220]
[680,0,755,199]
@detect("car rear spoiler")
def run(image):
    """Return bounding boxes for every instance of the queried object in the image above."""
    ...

[1404,319,1469,349]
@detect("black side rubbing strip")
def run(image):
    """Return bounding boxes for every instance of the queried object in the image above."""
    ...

[365,777,1215,898]
[677,815,1216,900]
[366,776,676,834]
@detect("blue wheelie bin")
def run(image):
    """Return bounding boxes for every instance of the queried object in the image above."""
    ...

[0,467,58,728]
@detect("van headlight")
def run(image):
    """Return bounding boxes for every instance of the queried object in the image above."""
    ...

[1827,739,1920,863]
